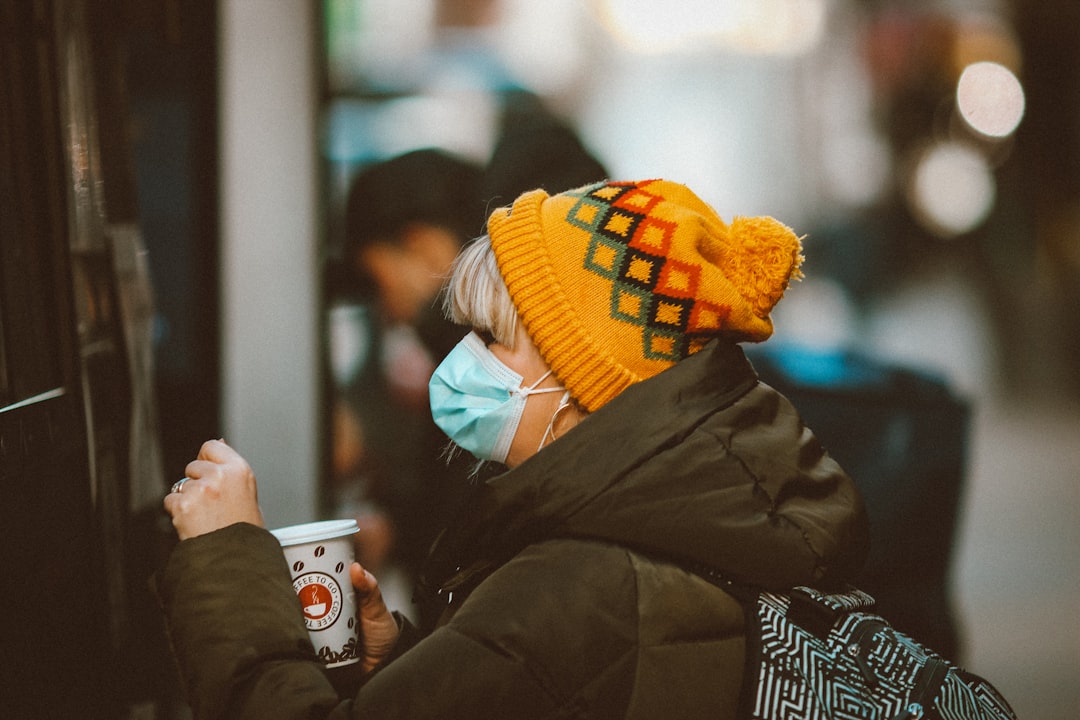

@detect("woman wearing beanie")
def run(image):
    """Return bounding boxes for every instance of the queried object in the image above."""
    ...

[160,179,869,719]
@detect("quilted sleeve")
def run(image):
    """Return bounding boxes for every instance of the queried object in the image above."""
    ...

[157,522,342,719]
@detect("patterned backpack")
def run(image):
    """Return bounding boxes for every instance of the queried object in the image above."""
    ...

[731,584,1017,720]
[672,556,1018,720]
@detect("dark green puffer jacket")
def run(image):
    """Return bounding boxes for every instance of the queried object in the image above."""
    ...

[158,340,869,719]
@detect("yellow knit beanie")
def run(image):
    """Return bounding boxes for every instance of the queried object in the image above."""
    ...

[486,179,803,413]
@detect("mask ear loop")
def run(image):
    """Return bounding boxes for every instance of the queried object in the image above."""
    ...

[538,391,573,452]
[515,369,557,396]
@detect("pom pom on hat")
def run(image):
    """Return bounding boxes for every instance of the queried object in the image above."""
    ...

[700,215,805,317]
[487,179,803,412]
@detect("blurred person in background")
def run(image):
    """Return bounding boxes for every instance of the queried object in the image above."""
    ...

[159,178,868,718]
[331,148,486,622]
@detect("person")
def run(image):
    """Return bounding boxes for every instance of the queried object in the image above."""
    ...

[341,147,485,354]
[159,178,869,719]
[331,148,486,612]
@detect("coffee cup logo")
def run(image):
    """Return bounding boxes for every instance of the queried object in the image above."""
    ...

[293,572,343,630]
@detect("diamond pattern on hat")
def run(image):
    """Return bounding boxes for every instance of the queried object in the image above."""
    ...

[688,300,731,333]
[655,258,699,299]
[619,248,662,289]
[612,186,663,215]
[612,285,651,325]
[644,328,683,361]
[602,210,638,239]
[583,235,626,279]
[567,180,727,361]
[652,297,692,330]
[629,216,675,256]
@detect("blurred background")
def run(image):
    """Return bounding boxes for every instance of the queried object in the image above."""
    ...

[1,0,1077,717]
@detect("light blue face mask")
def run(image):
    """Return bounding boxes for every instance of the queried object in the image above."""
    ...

[429,331,566,463]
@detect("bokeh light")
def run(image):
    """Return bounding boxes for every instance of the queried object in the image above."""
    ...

[956,61,1025,139]
[593,0,828,56]
[906,141,996,238]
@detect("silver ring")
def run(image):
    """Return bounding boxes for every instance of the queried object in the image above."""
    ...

[171,477,189,494]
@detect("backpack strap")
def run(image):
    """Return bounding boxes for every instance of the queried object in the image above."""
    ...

[786,585,878,641]
[900,656,950,720]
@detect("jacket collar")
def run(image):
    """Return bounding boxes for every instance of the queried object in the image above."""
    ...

[420,340,759,590]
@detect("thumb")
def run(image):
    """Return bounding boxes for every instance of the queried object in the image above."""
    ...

[350,562,381,602]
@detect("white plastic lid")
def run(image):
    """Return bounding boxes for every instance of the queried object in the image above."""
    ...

[270,518,359,547]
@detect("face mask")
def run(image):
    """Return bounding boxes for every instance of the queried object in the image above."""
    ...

[429,332,565,463]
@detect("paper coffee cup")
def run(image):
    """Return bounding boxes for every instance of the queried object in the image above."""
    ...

[271,519,361,668]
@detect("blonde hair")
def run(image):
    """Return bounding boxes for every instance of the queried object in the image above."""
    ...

[441,235,589,472]
[442,235,519,348]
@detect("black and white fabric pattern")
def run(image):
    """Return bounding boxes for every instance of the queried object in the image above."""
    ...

[742,586,1017,720]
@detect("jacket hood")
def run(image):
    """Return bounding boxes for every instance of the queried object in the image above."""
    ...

[422,340,869,592]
